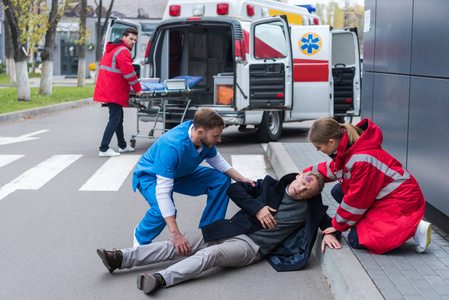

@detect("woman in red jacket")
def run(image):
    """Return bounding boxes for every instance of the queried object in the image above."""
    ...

[304,117,431,254]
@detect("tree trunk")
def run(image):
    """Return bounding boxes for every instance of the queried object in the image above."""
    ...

[16,61,31,101]
[77,0,87,87]
[39,0,61,95]
[4,0,30,100]
[31,51,37,74]
[95,0,115,84]
[4,18,16,82]
[7,58,16,83]
[77,57,86,87]
[39,61,53,95]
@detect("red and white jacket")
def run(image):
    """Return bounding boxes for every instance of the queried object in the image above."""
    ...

[304,119,425,254]
[93,39,142,107]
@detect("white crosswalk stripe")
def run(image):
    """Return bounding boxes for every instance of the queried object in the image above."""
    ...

[79,155,141,191]
[231,155,267,181]
[0,154,270,200]
[0,155,25,168]
[0,155,82,202]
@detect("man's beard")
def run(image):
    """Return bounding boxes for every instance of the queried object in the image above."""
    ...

[200,137,213,148]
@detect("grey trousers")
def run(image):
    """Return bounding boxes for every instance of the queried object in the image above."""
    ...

[120,229,260,287]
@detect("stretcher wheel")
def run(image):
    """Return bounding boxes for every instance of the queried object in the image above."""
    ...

[130,139,136,148]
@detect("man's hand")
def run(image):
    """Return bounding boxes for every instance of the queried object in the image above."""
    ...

[321,233,342,252]
[135,91,142,97]
[241,177,256,186]
[255,206,277,229]
[165,216,191,256]
[224,169,255,186]
[171,231,191,256]
[322,226,337,234]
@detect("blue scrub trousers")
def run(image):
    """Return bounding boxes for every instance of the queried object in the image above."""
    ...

[135,166,231,245]
[99,103,127,152]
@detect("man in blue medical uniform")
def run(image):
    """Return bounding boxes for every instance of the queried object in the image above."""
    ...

[132,108,254,255]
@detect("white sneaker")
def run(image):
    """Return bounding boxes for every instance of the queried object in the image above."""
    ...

[99,148,120,157]
[119,145,135,153]
[414,219,432,253]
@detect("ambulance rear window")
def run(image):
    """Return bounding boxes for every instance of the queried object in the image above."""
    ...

[254,21,287,59]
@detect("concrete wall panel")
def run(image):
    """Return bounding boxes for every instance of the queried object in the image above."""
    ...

[408,77,449,216]
[374,0,413,74]
[411,0,449,78]
[362,0,376,72]
[372,73,409,166]
[361,72,374,120]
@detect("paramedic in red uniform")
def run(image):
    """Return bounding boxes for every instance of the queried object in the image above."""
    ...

[304,117,432,254]
[94,27,142,157]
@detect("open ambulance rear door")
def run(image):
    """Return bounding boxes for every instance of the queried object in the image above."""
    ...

[331,28,361,121]
[104,18,143,77]
[235,16,293,111]
[288,25,333,120]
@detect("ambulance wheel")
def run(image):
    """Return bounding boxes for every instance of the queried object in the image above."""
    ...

[130,139,136,148]
[334,116,353,124]
[256,111,283,142]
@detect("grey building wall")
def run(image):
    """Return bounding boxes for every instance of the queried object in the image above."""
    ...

[363,0,449,226]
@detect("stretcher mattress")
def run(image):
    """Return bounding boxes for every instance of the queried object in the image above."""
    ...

[133,76,203,92]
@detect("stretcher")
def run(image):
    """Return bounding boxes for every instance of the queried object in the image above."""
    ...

[128,76,204,147]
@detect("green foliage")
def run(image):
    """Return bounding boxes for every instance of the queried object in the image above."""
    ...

[0,86,94,114]
[9,0,50,52]
[0,63,6,74]
[315,1,364,53]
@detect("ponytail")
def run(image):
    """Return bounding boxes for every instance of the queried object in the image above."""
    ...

[341,123,364,145]
[308,117,364,145]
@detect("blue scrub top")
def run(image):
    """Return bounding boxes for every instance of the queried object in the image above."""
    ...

[132,121,218,191]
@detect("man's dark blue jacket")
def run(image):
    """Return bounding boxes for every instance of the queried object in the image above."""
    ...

[201,173,336,272]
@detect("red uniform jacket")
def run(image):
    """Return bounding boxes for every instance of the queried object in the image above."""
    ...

[93,38,142,107]
[304,119,425,254]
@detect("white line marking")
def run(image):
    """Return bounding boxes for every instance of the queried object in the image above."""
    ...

[0,155,82,202]
[231,155,267,181]
[0,129,49,146]
[79,155,141,191]
[0,155,25,168]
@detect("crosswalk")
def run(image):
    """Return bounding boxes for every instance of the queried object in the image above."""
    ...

[0,154,269,202]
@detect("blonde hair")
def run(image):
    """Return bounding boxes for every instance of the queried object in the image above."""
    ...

[308,117,364,146]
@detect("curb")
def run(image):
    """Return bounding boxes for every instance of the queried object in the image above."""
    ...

[266,142,383,300]
[0,98,94,123]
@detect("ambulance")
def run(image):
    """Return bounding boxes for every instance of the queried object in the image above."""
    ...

[105,0,361,142]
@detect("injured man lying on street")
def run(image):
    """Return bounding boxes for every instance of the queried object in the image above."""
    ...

[97,171,341,294]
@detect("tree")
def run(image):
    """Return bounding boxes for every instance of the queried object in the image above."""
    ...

[77,0,89,87]
[94,0,115,82]
[3,19,16,83]
[39,0,68,95]
[4,0,33,100]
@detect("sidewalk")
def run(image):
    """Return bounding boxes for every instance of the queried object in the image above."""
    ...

[267,142,449,300]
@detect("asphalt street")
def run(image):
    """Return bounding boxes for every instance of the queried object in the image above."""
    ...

[0,100,334,299]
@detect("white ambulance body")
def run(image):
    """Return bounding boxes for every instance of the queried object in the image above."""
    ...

[106,0,361,142]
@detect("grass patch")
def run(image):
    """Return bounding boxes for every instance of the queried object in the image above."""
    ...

[0,86,94,114]
[0,73,40,84]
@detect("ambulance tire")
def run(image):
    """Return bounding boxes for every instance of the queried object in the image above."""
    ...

[256,111,283,142]
[334,116,353,124]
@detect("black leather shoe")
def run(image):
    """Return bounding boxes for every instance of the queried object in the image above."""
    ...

[96,248,122,273]
[141,273,164,294]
